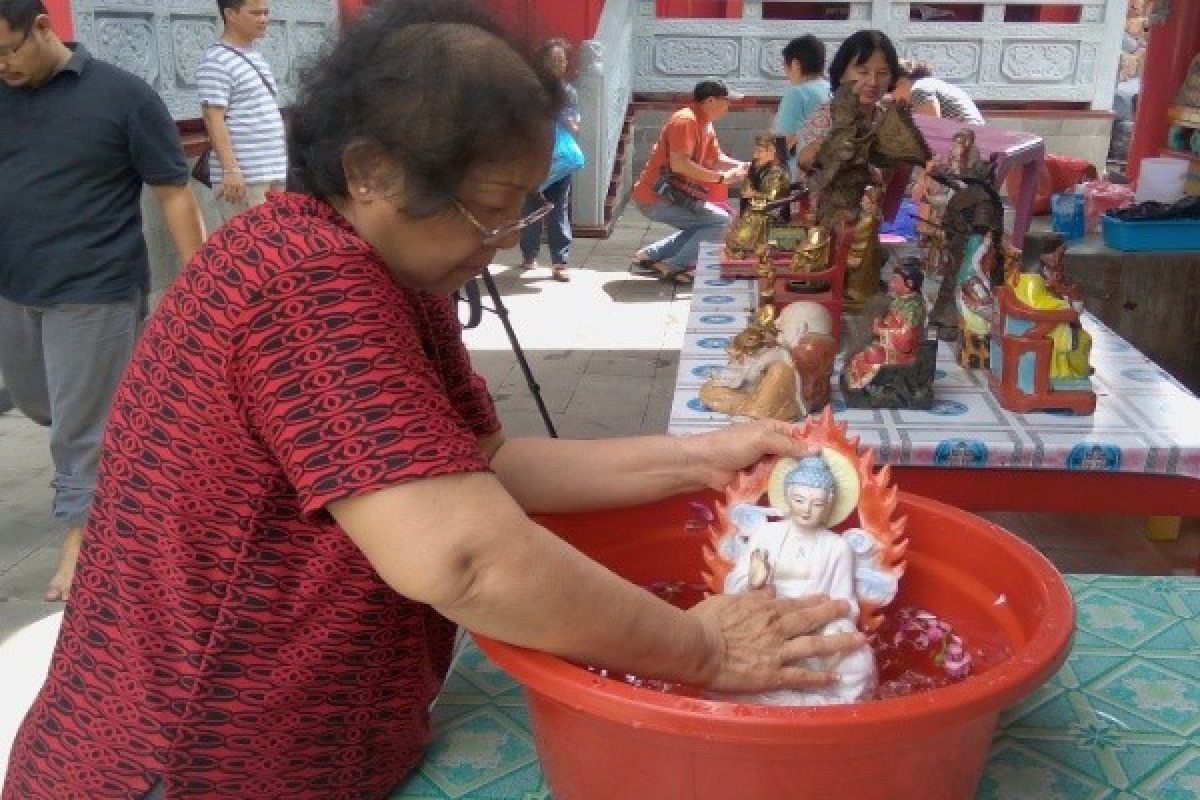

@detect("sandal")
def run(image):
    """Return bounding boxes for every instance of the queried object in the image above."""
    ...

[552,265,570,282]
[653,265,693,285]
[630,256,660,274]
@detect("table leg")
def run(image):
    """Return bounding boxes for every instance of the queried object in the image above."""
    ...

[1010,153,1042,250]
[1146,515,1182,541]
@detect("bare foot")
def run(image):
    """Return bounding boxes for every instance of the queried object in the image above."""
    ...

[44,526,83,602]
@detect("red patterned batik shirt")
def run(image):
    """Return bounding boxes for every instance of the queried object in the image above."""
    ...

[4,193,500,800]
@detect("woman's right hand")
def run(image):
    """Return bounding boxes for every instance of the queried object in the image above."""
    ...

[685,591,865,693]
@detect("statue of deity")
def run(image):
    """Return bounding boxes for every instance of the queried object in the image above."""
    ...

[698,307,802,421]
[1011,236,1092,380]
[719,449,902,705]
[777,301,837,415]
[953,232,998,369]
[844,184,884,306]
[726,135,793,259]
[844,261,928,389]
[788,225,832,273]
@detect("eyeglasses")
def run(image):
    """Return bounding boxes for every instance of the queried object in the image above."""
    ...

[0,27,31,61]
[453,195,554,246]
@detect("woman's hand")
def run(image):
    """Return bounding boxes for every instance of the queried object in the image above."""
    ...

[682,419,817,491]
[687,592,865,692]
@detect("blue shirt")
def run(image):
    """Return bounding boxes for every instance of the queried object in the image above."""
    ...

[773,78,831,139]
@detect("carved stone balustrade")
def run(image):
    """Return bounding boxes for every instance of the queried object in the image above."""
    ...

[71,0,338,120]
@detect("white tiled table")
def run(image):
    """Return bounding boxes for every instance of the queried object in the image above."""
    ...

[670,245,1200,519]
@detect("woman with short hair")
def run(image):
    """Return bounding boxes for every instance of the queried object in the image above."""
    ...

[793,29,901,171]
[3,2,861,798]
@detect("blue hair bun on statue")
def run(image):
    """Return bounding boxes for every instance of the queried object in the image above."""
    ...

[783,455,836,491]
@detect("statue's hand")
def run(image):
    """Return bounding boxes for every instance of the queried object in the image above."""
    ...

[687,593,866,693]
[747,548,771,590]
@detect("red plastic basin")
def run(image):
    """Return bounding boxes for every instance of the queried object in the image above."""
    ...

[475,490,1074,800]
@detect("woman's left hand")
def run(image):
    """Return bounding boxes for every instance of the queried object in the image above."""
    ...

[684,419,817,491]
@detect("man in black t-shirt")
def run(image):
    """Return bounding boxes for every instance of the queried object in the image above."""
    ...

[0,0,205,601]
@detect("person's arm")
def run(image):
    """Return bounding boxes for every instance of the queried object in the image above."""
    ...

[668,149,737,185]
[908,85,941,118]
[200,105,247,203]
[489,419,811,514]
[329,470,861,691]
[150,184,206,266]
[912,96,940,117]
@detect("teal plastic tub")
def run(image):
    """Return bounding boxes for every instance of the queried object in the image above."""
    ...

[1101,213,1200,251]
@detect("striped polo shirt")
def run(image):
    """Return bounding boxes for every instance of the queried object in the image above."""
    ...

[196,42,287,184]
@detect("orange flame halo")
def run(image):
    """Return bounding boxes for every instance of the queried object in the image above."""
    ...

[701,407,908,632]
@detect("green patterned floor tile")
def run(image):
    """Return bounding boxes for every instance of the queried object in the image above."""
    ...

[1060,651,1136,690]
[977,739,1111,800]
[1073,589,1179,648]
[1088,661,1200,736]
[1133,748,1200,800]
[1140,622,1200,655]
[415,708,538,798]
[456,645,524,696]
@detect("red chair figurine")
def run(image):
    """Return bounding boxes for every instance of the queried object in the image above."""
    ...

[988,284,1096,415]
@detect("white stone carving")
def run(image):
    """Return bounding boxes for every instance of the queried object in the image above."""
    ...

[95,15,158,86]
[1082,6,1104,23]
[760,39,786,77]
[904,41,981,81]
[1078,42,1097,84]
[73,0,337,119]
[1001,42,1077,82]
[654,37,740,75]
[170,17,218,88]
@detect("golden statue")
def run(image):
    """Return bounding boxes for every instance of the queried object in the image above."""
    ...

[843,185,884,309]
[726,135,793,259]
[789,225,832,273]
[698,306,802,422]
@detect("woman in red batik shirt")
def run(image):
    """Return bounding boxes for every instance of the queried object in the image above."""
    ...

[4,2,863,798]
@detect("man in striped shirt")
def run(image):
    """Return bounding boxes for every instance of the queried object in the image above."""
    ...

[196,0,287,219]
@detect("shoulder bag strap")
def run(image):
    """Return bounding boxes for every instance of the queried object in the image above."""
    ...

[218,42,276,97]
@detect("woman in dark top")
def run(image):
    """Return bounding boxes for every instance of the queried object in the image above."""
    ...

[4,2,860,798]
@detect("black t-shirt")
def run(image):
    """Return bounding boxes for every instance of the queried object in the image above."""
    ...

[0,44,188,305]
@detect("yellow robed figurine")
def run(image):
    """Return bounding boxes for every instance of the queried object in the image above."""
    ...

[1011,271,1092,380]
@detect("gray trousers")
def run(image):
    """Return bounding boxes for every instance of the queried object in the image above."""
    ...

[0,293,145,527]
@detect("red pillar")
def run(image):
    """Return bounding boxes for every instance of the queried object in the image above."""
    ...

[1127,1,1200,181]
[43,0,73,39]
[337,0,367,24]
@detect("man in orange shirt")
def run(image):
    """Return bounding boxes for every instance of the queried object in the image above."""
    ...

[632,80,748,285]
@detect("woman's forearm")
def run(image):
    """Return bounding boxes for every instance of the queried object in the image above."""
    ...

[490,435,712,513]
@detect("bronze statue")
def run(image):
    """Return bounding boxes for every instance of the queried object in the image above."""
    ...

[926,139,1004,340]
[807,83,931,311]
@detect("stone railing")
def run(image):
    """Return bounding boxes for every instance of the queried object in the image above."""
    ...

[570,0,1126,227]
[71,0,338,120]
[574,0,638,228]
[634,0,1127,108]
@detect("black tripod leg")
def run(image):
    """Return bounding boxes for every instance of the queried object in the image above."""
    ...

[479,269,558,438]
